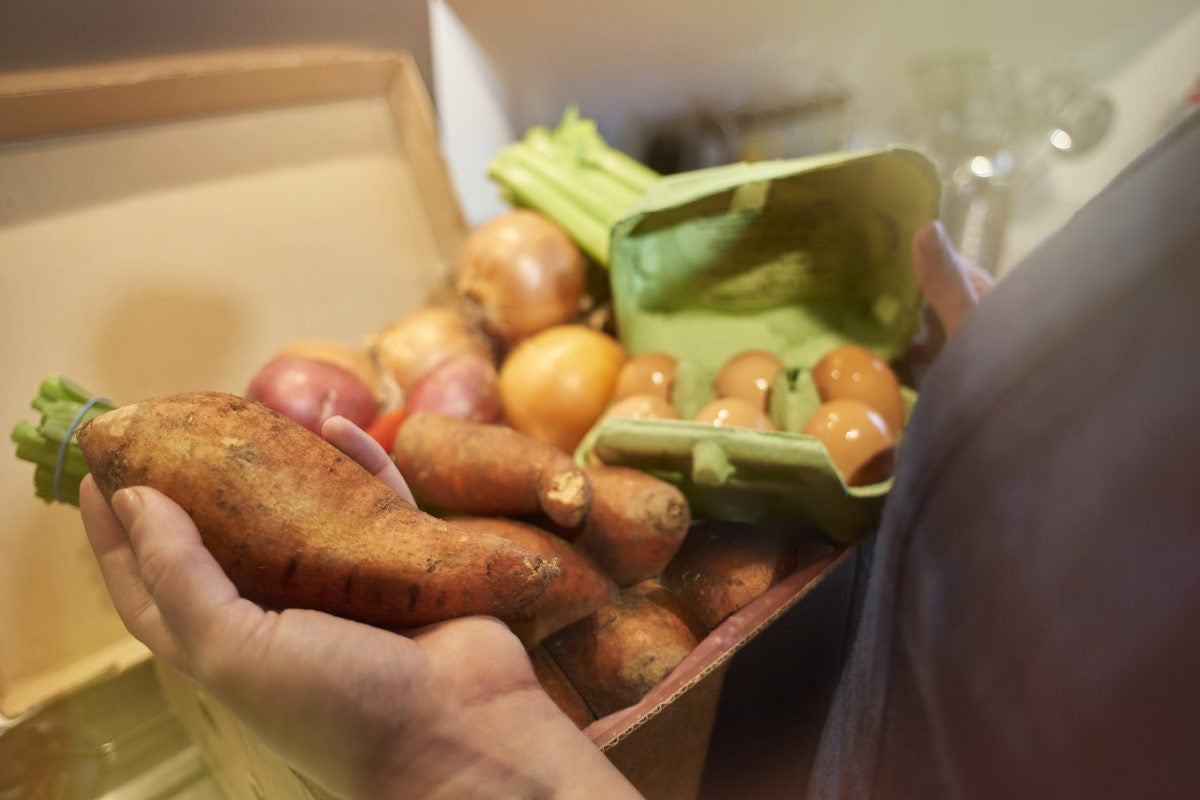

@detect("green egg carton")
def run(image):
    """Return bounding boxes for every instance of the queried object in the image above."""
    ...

[577,366,918,543]
[577,147,940,543]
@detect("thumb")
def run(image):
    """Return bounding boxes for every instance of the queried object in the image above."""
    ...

[912,220,990,338]
[113,486,247,668]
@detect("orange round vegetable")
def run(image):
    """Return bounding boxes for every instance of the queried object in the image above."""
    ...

[455,210,587,347]
[499,324,627,454]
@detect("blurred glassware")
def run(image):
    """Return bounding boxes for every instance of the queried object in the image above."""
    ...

[905,52,1113,275]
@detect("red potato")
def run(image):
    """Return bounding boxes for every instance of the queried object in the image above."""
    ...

[403,353,502,424]
[76,392,553,628]
[660,519,834,629]
[568,465,691,586]
[274,338,391,405]
[450,516,617,648]
[391,411,593,528]
[246,355,379,434]
[542,579,709,717]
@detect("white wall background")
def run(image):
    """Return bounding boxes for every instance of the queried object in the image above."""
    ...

[430,0,1200,273]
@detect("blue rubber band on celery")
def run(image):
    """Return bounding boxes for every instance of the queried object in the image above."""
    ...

[53,396,110,502]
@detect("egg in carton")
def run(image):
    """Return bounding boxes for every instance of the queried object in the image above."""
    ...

[575,147,939,544]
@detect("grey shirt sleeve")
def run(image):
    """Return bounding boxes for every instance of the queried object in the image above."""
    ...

[809,109,1200,800]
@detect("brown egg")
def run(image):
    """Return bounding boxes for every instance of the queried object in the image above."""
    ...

[588,395,681,465]
[801,398,897,487]
[613,351,678,403]
[810,344,905,435]
[692,397,777,432]
[599,393,681,423]
[712,349,786,412]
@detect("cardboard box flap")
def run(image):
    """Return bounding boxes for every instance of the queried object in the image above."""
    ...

[0,47,465,277]
[1,47,466,719]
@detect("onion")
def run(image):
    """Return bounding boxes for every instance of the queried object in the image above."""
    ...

[498,324,627,454]
[246,355,379,434]
[455,210,587,347]
[368,306,494,394]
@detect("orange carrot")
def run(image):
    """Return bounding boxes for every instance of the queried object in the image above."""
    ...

[391,411,593,528]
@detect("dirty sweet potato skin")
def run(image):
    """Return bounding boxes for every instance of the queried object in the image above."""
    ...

[542,579,709,718]
[391,411,593,528]
[660,519,834,629]
[76,392,553,628]
[449,516,617,648]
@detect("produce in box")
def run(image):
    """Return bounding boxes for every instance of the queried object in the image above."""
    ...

[11,107,941,731]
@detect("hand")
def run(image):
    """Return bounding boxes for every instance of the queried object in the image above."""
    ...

[907,219,994,376]
[80,416,640,800]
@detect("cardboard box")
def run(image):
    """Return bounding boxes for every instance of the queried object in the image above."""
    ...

[1,48,850,799]
[0,43,463,733]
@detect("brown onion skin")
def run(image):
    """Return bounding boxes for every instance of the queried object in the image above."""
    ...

[245,355,378,434]
[455,210,587,347]
[370,306,494,394]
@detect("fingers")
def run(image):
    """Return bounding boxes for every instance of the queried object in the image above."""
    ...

[111,486,244,647]
[84,480,250,675]
[80,476,185,665]
[322,415,416,504]
[912,220,991,339]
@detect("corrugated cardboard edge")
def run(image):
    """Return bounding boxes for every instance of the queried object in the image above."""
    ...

[588,548,846,750]
[0,45,467,280]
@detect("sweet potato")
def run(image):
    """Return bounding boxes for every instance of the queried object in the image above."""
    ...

[660,519,834,629]
[449,516,617,647]
[542,579,709,717]
[568,465,691,586]
[76,392,553,628]
[528,643,596,730]
[391,411,593,528]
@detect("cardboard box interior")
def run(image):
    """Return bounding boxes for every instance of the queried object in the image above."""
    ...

[0,47,466,722]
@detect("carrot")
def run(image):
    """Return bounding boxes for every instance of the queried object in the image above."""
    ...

[391,411,593,528]
[567,465,691,586]
[76,392,554,628]
[449,516,616,648]
[542,579,708,717]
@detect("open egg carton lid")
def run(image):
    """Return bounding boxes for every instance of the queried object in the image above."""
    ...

[578,147,939,543]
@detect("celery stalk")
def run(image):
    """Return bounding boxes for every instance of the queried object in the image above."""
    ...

[493,160,614,267]
[487,107,659,267]
[11,378,116,506]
